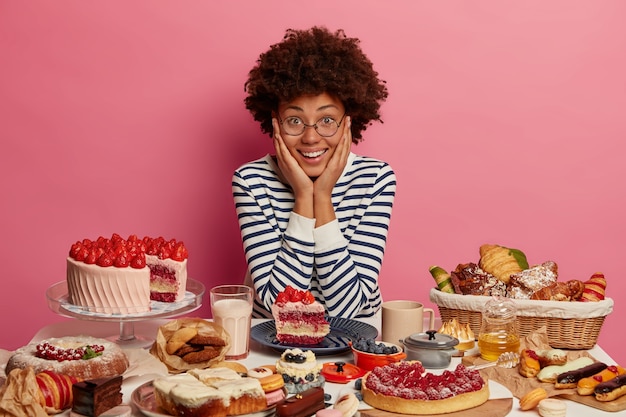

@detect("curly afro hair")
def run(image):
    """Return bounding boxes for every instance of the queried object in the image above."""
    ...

[244,26,388,143]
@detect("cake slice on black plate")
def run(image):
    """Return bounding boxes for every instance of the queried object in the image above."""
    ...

[271,286,330,345]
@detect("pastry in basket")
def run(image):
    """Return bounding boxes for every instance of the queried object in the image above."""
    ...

[478,244,529,284]
[581,272,607,301]
[449,263,507,296]
[429,266,455,293]
[530,279,584,301]
[361,361,489,414]
[506,261,558,299]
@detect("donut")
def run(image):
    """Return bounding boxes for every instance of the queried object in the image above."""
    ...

[333,393,359,417]
[5,336,128,381]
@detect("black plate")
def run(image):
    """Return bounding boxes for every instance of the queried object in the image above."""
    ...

[250,317,378,355]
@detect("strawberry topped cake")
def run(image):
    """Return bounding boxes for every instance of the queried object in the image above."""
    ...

[67,234,188,314]
[362,361,489,415]
[271,286,330,345]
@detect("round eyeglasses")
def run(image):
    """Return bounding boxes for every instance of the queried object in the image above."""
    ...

[278,113,346,137]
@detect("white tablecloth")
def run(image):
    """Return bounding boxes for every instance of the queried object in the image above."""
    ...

[5,317,620,417]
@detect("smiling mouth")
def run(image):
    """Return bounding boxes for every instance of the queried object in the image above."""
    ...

[300,150,327,158]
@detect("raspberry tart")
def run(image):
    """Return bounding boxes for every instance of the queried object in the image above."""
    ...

[5,336,129,380]
[362,361,489,415]
[67,233,188,314]
[271,286,329,345]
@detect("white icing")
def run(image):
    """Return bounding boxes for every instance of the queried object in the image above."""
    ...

[188,367,242,383]
[66,255,188,314]
[211,378,264,399]
[67,257,150,314]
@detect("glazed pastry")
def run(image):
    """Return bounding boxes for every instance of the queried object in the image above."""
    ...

[595,374,626,402]
[581,272,607,302]
[507,261,558,299]
[578,365,626,396]
[531,280,584,301]
[537,357,594,383]
[519,349,540,378]
[478,244,528,284]
[519,387,548,411]
[555,362,607,389]
[535,349,567,367]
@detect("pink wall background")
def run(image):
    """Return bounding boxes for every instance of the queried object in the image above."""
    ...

[1,1,624,364]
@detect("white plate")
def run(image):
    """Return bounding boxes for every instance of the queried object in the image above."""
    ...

[131,381,276,417]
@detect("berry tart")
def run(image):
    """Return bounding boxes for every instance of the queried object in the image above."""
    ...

[361,361,490,415]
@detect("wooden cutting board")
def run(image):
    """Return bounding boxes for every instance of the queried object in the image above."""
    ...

[360,398,512,417]
[556,392,626,413]
[462,355,626,412]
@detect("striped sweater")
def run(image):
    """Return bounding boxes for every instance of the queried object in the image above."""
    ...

[232,152,396,319]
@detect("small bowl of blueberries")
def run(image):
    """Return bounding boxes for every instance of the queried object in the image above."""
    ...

[350,338,407,371]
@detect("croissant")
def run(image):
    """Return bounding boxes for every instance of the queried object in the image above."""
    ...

[531,280,584,301]
[581,272,607,302]
[479,244,529,284]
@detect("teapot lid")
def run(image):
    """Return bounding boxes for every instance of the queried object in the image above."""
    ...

[403,330,459,349]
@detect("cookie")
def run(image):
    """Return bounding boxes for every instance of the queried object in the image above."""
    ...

[181,346,221,364]
[166,327,198,355]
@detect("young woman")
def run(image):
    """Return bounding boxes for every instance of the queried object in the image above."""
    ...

[233,26,396,318]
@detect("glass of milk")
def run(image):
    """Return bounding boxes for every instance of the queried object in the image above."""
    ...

[210,285,253,359]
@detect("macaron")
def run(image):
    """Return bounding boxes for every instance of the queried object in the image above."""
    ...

[538,398,567,417]
[264,387,286,406]
[258,373,284,392]
[333,392,359,417]
[316,409,342,417]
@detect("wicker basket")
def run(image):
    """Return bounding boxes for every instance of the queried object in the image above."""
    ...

[429,288,613,350]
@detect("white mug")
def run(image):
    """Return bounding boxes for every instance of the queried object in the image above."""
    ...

[381,300,435,344]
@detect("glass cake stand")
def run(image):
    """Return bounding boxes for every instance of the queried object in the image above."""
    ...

[46,278,205,348]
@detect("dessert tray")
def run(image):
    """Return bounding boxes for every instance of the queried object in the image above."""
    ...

[46,279,205,348]
[250,316,378,355]
[131,380,276,417]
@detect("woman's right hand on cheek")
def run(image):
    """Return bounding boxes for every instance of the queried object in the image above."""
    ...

[272,119,313,194]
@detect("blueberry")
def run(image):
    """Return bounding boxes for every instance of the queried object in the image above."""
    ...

[305,373,315,382]
[354,378,362,390]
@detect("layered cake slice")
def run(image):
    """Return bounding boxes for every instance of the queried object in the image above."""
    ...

[71,375,123,416]
[271,286,330,345]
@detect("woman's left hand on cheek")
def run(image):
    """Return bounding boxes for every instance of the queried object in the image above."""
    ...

[316,116,352,191]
